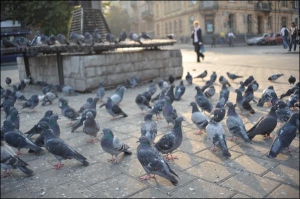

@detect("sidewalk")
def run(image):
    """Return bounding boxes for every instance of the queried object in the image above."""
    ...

[1,45,299,198]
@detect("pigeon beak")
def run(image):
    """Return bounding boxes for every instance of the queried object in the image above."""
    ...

[136,140,140,143]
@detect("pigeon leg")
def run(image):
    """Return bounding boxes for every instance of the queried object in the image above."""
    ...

[16,150,22,155]
[165,153,178,161]
[264,134,273,139]
[111,117,116,121]
[139,175,150,180]
[86,138,96,144]
[194,129,204,135]
[53,163,64,170]
[1,169,11,178]
[210,146,220,152]
[229,136,236,141]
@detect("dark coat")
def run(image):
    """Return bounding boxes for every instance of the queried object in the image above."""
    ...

[191,28,203,44]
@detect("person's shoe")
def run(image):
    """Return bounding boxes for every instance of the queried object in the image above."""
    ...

[288,49,291,52]
[197,60,200,63]
[202,55,205,60]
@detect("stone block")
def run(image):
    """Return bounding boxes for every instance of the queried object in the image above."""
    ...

[174,66,184,78]
[106,74,127,86]
[86,67,96,78]
[141,69,160,80]
[170,57,182,68]
[133,61,149,71]
[86,77,101,90]
[162,59,170,68]
[64,78,75,89]
[78,57,85,78]
[75,79,86,92]
[115,63,135,74]
[160,50,171,59]
[83,55,99,68]
[17,57,24,65]
[95,65,115,76]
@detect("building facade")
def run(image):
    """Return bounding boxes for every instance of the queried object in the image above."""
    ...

[132,1,296,43]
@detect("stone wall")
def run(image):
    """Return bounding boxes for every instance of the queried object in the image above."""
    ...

[17,49,183,92]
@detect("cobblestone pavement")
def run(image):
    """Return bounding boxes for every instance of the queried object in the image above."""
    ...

[1,45,299,198]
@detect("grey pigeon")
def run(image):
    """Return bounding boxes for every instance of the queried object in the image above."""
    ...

[141,113,158,145]
[106,33,118,44]
[168,75,175,84]
[2,96,15,117]
[100,128,132,163]
[69,32,84,45]
[219,75,231,87]
[84,32,94,45]
[6,109,20,130]
[248,80,259,92]
[195,86,213,114]
[154,116,184,161]
[247,106,278,140]
[1,141,33,177]
[219,84,230,103]
[29,31,41,46]
[209,71,217,84]
[126,77,139,88]
[23,76,31,85]
[194,70,207,81]
[200,81,212,93]
[174,80,185,101]
[17,80,26,91]
[40,34,48,45]
[204,85,215,99]
[109,85,126,105]
[158,80,169,90]
[96,82,106,101]
[150,89,167,119]
[57,33,69,45]
[2,120,43,155]
[243,76,254,87]
[58,98,79,123]
[93,28,103,43]
[137,136,179,185]
[276,100,291,123]
[147,83,157,96]
[280,82,299,99]
[47,34,56,45]
[62,85,78,96]
[17,37,30,47]
[83,111,100,143]
[135,94,152,113]
[288,75,296,86]
[167,34,174,39]
[129,32,142,44]
[209,98,226,123]
[267,113,299,158]
[270,92,279,107]
[206,115,231,158]
[238,81,245,92]
[12,85,27,103]
[235,89,255,115]
[189,102,208,135]
[71,109,97,133]
[25,110,53,138]
[78,98,93,114]
[5,77,11,86]
[142,90,152,102]
[41,91,57,106]
[268,73,284,81]
[162,96,178,127]
[226,72,243,81]
[166,85,175,104]
[225,102,251,143]
[185,72,193,85]
[140,32,152,40]
[243,84,256,103]
[21,95,39,111]
[37,121,89,169]
[286,89,299,109]
[100,97,128,120]
[257,86,275,107]
[119,29,127,43]
[81,97,99,113]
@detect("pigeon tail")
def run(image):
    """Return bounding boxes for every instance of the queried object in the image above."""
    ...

[73,153,89,166]
[17,165,34,176]
[124,149,132,155]
[123,112,128,117]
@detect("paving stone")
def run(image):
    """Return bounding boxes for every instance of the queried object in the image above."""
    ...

[220,172,280,198]
[195,148,242,164]
[167,151,205,171]
[178,139,209,154]
[231,193,251,198]
[266,184,299,198]
[129,187,171,198]
[1,175,25,195]
[263,164,299,186]
[171,178,234,198]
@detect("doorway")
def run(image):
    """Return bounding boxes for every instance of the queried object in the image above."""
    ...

[257,16,263,33]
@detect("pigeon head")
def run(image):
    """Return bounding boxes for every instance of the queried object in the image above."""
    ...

[276,100,287,109]
[270,106,277,113]
[293,89,299,94]
[86,112,94,119]
[268,85,274,90]
[93,97,100,102]
[137,136,151,145]
[144,113,153,121]
[87,98,93,103]
[37,121,50,132]
[3,120,16,131]
[44,110,54,117]
[50,114,60,121]
[225,102,235,109]
[189,102,197,107]
[12,85,17,91]
[101,128,113,137]
[195,86,201,91]
[175,116,184,123]
[107,97,112,103]
[235,89,242,94]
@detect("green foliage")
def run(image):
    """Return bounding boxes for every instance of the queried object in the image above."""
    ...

[2,1,75,36]
[105,5,131,37]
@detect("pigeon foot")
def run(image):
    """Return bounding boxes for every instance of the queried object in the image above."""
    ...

[54,163,64,170]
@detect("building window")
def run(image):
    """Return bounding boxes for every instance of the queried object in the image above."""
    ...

[228,14,235,31]
[295,0,299,8]
[267,16,272,29]
[247,15,252,34]
[247,0,253,3]
[156,24,160,37]
[179,19,182,34]
[281,17,287,27]
[169,22,172,33]
[156,4,159,18]
[165,23,168,34]
[281,0,288,7]
[174,21,177,35]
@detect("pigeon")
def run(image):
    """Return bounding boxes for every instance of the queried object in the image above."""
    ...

[109,85,126,105]
[25,110,54,138]
[58,98,79,123]
[205,115,231,158]
[40,34,49,45]
[200,81,212,93]
[219,75,231,87]
[141,113,158,145]
[194,70,207,81]
[235,89,255,115]
[257,86,275,107]
[243,84,256,103]
[248,80,259,92]
[137,136,179,185]
[204,85,215,99]
[219,84,230,103]
[166,85,175,104]
[69,32,84,45]
[6,109,20,130]
[1,141,34,177]
[238,81,245,92]
[29,31,42,46]
[225,102,251,143]
[119,29,127,43]
[280,82,299,99]
[210,98,226,123]
[267,113,299,158]
[141,90,152,102]
[2,120,43,155]
[106,33,118,44]
[47,34,56,45]
[17,80,26,91]
[93,28,103,43]
[209,71,217,85]
[100,97,128,120]
[16,37,30,47]
[174,80,186,101]
[270,92,279,107]
[57,33,69,45]
[129,32,143,44]
[243,76,254,87]
[185,72,193,85]
[5,106,17,120]
[71,109,97,133]
[168,75,175,84]
[62,85,78,96]
[288,75,296,86]
[286,89,299,109]
[77,98,93,114]
[189,102,209,135]
[96,83,106,102]
[37,121,89,169]
[147,83,157,96]
[2,96,15,117]
[150,89,167,119]
[154,116,184,161]
[21,95,39,111]
[226,72,243,81]
[41,91,57,106]
[5,77,11,86]
[194,86,213,114]
[167,34,174,39]
[84,32,94,45]
[83,111,100,143]
[268,73,284,81]
[12,85,27,103]
[23,76,32,85]
[126,77,139,88]
[158,80,169,90]
[100,128,132,163]
[140,32,152,40]
[247,106,278,140]
[135,94,152,113]
[162,96,178,127]
[276,100,291,123]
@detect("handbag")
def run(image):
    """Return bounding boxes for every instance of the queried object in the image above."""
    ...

[200,44,205,53]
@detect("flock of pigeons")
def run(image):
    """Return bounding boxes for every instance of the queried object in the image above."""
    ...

[1,69,299,186]
[1,28,175,48]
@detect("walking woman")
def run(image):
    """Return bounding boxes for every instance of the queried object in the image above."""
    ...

[191,21,205,62]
